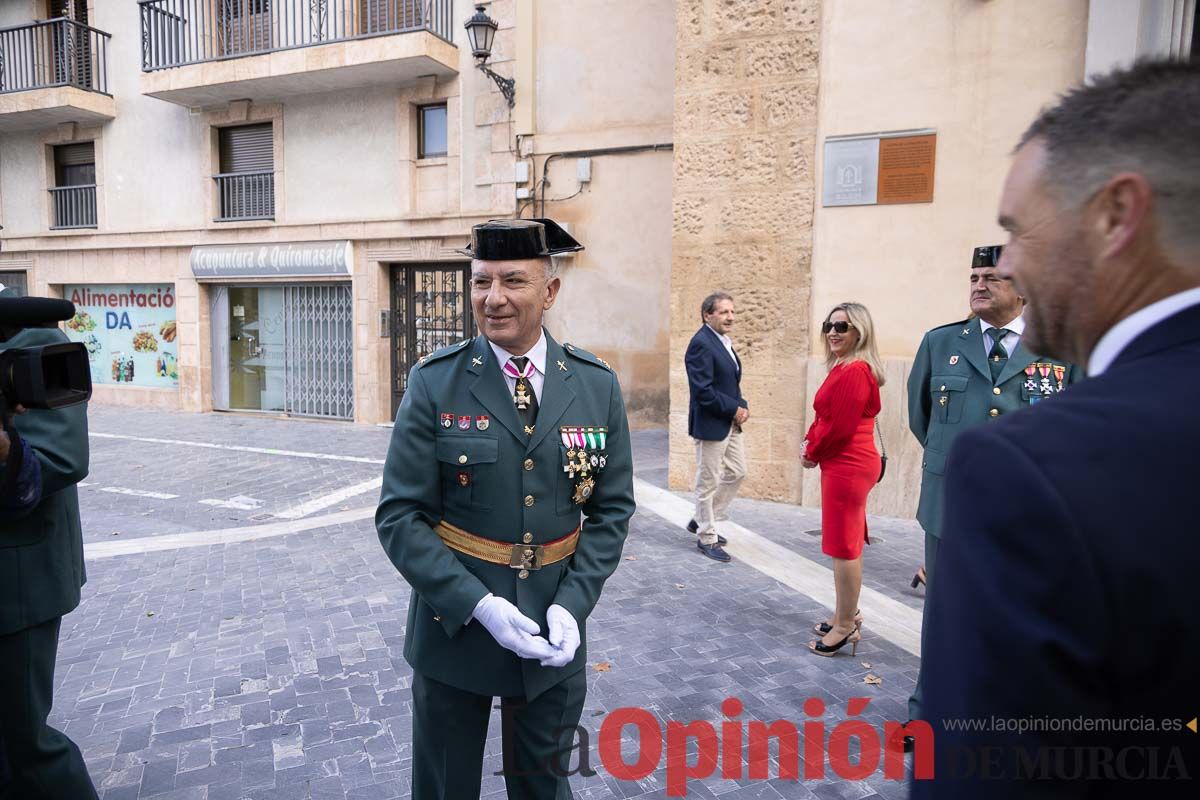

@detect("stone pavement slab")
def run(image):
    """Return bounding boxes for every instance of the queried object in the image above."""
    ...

[46,407,924,799]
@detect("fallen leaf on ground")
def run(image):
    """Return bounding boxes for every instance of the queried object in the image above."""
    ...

[111,531,121,536]
[863,674,883,686]
[593,662,612,672]
[624,556,637,561]
[674,583,686,589]
[861,662,872,669]
[146,612,155,618]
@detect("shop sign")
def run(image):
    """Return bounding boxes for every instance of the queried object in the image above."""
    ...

[62,284,179,389]
[190,241,353,279]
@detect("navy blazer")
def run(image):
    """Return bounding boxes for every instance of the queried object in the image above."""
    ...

[685,325,746,441]
[913,302,1200,798]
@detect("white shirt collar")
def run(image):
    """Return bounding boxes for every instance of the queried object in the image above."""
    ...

[488,329,548,376]
[705,323,732,348]
[1087,287,1200,376]
[978,313,1025,337]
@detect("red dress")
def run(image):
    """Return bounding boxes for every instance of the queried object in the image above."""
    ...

[804,360,881,559]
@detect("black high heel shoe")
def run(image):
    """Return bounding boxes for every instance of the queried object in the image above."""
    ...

[808,625,861,658]
[910,566,926,589]
[814,610,862,635]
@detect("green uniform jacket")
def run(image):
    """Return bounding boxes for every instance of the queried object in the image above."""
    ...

[376,331,635,702]
[908,317,1081,539]
[0,327,89,636]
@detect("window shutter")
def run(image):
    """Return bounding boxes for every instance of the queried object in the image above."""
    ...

[220,124,274,173]
[55,142,95,167]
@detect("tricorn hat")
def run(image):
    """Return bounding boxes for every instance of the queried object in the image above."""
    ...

[457,218,584,260]
[971,244,1003,269]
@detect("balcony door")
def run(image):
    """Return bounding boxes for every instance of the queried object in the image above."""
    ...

[47,0,91,88]
[220,0,273,56]
[360,0,422,35]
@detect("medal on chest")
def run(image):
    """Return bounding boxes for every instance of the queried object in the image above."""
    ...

[561,426,608,504]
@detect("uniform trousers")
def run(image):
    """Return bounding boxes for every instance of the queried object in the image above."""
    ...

[0,616,98,800]
[411,668,588,800]
[692,426,747,545]
[908,531,941,721]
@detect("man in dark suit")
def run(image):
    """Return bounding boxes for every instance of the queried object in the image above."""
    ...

[0,304,98,799]
[914,59,1200,797]
[684,292,748,563]
[903,245,1081,734]
[376,219,635,799]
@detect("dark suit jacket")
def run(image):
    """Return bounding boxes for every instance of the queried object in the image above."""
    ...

[913,303,1200,798]
[376,331,635,702]
[685,325,746,441]
[0,327,89,637]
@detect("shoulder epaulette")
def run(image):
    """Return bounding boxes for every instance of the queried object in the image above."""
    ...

[562,343,612,371]
[416,337,474,368]
[929,318,972,334]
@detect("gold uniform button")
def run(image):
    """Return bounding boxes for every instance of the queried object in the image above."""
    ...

[992,387,1001,395]
[524,459,534,471]
[524,495,534,507]
[458,454,468,464]
[518,569,530,579]
[989,408,999,417]
[433,615,442,622]
[523,532,533,543]
[939,384,946,391]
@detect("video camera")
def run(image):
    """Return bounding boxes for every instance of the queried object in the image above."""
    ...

[0,296,93,415]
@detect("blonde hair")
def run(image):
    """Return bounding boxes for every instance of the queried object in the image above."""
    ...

[821,302,886,386]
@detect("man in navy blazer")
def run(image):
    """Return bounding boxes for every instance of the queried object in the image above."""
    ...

[914,60,1200,797]
[684,292,748,562]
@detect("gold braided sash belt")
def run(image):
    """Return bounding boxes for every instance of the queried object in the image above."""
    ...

[434,520,579,571]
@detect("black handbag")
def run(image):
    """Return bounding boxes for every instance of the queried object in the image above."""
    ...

[875,418,888,483]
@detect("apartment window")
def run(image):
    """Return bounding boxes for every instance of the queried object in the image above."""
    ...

[0,272,28,297]
[50,142,97,230]
[419,104,447,159]
[216,123,275,221]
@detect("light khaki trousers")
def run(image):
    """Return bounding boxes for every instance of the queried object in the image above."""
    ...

[692,426,747,545]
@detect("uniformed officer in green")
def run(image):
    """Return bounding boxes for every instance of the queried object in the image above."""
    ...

[376,218,635,799]
[0,294,99,799]
[902,245,1082,737]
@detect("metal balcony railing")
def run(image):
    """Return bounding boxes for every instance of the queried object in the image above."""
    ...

[214,171,275,221]
[49,184,98,229]
[139,0,454,72]
[0,18,111,95]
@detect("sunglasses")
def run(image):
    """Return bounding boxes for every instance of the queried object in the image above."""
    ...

[821,321,855,334]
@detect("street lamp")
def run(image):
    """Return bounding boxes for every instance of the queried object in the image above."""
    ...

[464,4,515,108]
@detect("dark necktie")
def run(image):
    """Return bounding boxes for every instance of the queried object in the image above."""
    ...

[506,356,539,435]
[985,327,1010,382]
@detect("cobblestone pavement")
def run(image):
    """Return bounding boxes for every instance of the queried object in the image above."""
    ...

[51,406,927,800]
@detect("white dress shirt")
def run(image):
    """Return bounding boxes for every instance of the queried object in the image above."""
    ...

[981,314,1025,358]
[489,329,547,402]
[706,324,739,367]
[1087,287,1200,377]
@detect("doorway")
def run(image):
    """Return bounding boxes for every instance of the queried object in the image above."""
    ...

[389,264,472,416]
[212,283,354,419]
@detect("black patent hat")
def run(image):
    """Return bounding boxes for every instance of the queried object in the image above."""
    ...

[457,218,584,260]
[971,244,1003,269]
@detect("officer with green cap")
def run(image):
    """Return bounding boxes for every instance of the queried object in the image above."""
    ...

[376,218,635,799]
[0,289,98,799]
[898,244,1082,747]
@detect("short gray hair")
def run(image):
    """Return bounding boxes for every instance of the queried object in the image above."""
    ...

[700,292,733,321]
[1017,59,1200,254]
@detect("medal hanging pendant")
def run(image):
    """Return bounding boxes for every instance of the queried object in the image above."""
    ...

[514,380,531,410]
[572,476,596,505]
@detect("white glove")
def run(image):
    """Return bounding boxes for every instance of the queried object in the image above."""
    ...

[539,604,581,668]
[472,594,557,661]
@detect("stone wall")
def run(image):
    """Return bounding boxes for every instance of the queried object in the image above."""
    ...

[668,0,821,502]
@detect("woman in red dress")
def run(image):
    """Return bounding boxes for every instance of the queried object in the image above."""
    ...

[802,302,884,657]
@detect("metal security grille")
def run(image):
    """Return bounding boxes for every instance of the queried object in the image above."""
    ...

[284,283,354,419]
[0,271,28,296]
[390,264,472,416]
